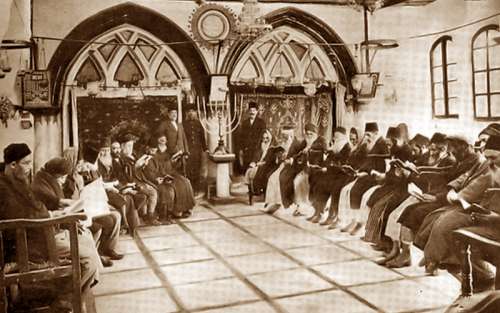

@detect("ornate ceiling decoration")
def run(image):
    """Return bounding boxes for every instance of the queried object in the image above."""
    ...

[189,3,237,49]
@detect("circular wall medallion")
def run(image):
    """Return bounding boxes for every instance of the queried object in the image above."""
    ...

[189,4,237,48]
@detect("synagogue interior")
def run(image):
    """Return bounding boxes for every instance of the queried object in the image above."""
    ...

[1,0,500,312]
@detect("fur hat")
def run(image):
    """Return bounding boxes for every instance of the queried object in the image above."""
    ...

[430,132,447,145]
[3,143,31,164]
[365,122,379,133]
[82,141,100,164]
[410,134,430,147]
[386,127,401,139]
[480,123,500,137]
[44,157,72,177]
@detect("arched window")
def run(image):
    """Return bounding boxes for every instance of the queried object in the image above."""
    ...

[430,35,458,118]
[472,24,500,120]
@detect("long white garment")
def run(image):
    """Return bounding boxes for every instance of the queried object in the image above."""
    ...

[265,163,285,205]
[293,170,310,208]
[337,178,357,221]
[384,196,420,240]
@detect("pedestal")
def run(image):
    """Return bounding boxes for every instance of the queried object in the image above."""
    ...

[208,153,235,202]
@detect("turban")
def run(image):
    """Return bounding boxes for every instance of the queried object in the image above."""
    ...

[118,133,137,144]
[44,157,72,177]
[334,127,346,135]
[485,135,500,151]
[3,143,31,164]
[365,122,378,133]
[430,132,447,145]
[304,123,318,134]
[82,141,100,164]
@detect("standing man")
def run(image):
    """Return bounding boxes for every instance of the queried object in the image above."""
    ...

[183,104,207,194]
[238,101,266,172]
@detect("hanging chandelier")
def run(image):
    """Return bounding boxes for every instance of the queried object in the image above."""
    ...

[348,0,385,13]
[272,46,291,93]
[236,0,273,39]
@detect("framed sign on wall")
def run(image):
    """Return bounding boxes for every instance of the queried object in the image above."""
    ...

[22,70,52,109]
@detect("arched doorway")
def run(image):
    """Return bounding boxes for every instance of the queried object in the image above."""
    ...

[45,3,209,150]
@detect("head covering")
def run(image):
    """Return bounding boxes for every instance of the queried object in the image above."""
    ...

[410,134,430,147]
[3,143,31,164]
[167,104,178,112]
[485,135,500,151]
[334,127,346,135]
[118,133,137,144]
[148,135,158,148]
[365,122,379,133]
[99,137,111,149]
[386,127,401,139]
[480,123,500,137]
[304,123,318,134]
[431,132,447,145]
[248,101,258,110]
[44,157,72,177]
[184,103,196,112]
[81,141,100,164]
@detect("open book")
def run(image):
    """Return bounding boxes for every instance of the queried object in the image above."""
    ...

[64,178,110,227]
[408,183,426,201]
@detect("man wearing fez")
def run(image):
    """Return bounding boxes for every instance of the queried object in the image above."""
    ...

[0,143,99,308]
[183,104,207,194]
[238,101,266,172]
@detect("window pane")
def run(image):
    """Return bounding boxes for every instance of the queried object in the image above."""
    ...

[490,44,500,69]
[488,29,500,48]
[447,63,457,81]
[475,95,488,118]
[473,48,487,71]
[434,83,444,100]
[491,70,500,93]
[448,80,458,98]
[475,72,488,94]
[433,67,443,83]
[491,94,500,118]
[448,98,458,116]
[474,31,487,49]
[434,99,445,116]
[432,46,442,67]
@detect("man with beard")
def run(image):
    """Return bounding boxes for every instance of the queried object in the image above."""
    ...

[0,143,99,310]
[183,105,207,194]
[245,129,273,187]
[156,106,189,174]
[308,126,352,225]
[237,102,266,172]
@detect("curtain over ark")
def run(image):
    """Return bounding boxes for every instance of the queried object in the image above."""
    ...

[234,92,334,143]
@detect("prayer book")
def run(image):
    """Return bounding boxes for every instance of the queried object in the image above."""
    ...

[408,183,425,201]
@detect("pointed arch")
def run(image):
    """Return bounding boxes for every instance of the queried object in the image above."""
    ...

[48,2,209,107]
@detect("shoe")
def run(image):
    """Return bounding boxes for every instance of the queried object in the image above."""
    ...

[341,221,356,232]
[386,251,412,268]
[293,209,305,217]
[106,250,124,260]
[349,222,363,236]
[160,218,173,225]
[376,244,400,265]
[266,204,281,215]
[181,211,192,218]
[327,219,341,230]
[100,255,113,267]
[425,262,439,276]
[418,257,426,267]
[306,214,316,221]
[149,218,162,226]
[310,214,321,223]
[320,216,334,226]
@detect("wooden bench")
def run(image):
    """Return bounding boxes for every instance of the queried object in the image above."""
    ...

[0,213,86,313]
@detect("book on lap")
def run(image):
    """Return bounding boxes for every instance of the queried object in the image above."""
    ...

[79,178,110,227]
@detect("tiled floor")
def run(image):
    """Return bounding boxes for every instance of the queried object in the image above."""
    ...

[94,201,461,313]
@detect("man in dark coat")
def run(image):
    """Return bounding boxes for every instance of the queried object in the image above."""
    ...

[156,105,189,172]
[183,104,207,193]
[237,101,266,172]
[0,143,98,305]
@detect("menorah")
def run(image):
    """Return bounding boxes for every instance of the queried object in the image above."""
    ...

[196,94,244,155]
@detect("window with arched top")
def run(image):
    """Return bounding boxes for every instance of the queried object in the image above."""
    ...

[69,24,190,91]
[472,24,500,120]
[430,35,458,118]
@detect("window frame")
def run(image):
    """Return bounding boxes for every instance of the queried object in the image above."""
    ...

[471,24,500,121]
[430,35,458,119]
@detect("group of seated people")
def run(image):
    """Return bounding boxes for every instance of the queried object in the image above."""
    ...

[0,131,196,311]
[246,120,500,293]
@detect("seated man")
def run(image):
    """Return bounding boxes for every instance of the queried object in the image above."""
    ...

[245,129,273,190]
[0,144,99,311]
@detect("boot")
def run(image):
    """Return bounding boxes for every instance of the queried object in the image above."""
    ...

[425,261,439,276]
[307,212,319,221]
[386,245,412,268]
[376,241,401,265]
